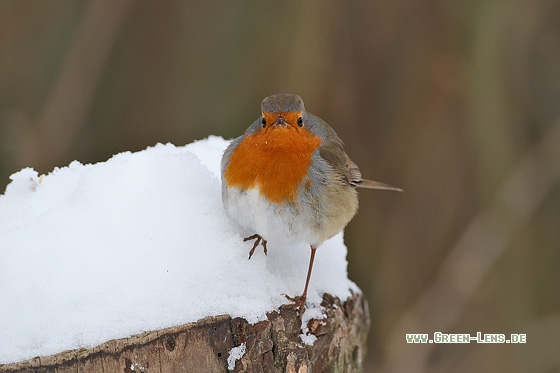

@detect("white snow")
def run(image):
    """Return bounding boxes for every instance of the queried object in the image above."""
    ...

[227,342,246,370]
[0,136,358,365]
[300,306,326,346]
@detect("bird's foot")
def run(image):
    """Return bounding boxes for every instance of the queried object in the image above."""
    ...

[243,234,267,259]
[285,294,306,314]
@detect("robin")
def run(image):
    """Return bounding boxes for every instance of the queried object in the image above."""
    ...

[221,94,401,312]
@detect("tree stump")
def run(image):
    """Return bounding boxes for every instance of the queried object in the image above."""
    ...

[0,291,369,373]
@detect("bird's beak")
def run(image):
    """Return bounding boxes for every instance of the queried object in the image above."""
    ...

[274,116,288,126]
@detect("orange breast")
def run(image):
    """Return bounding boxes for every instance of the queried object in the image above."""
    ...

[224,126,322,203]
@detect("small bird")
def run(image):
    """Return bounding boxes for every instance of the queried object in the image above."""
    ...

[221,94,401,312]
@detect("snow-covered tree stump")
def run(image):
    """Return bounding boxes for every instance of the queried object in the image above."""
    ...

[0,139,369,372]
[0,292,369,373]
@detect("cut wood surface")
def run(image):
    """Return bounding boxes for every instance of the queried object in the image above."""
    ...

[0,291,369,373]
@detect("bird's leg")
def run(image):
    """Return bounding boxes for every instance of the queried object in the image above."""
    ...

[243,234,268,259]
[286,245,317,314]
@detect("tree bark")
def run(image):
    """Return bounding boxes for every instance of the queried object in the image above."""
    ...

[0,291,369,373]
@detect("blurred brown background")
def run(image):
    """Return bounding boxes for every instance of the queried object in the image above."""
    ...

[1,1,559,372]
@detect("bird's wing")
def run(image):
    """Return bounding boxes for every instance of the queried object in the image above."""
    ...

[317,131,356,186]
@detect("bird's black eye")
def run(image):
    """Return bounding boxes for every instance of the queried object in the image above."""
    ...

[297,117,303,127]
[261,117,266,127]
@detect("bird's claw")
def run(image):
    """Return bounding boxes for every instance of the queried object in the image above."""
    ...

[244,234,267,259]
[285,294,306,314]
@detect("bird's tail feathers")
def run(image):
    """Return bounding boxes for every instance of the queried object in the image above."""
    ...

[358,179,403,192]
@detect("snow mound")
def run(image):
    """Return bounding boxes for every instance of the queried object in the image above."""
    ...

[0,136,357,364]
